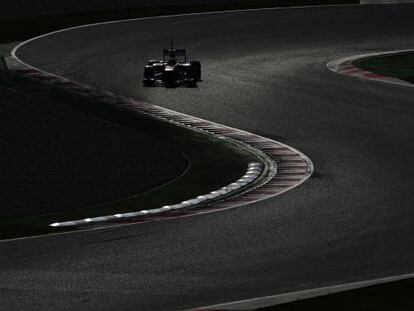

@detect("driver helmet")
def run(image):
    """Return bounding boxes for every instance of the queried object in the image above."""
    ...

[167,58,177,66]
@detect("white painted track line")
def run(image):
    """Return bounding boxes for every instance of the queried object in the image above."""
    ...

[11,3,360,68]
[190,272,414,310]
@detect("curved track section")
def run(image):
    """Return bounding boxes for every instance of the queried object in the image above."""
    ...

[2,4,414,311]
[328,49,414,87]
[7,58,312,233]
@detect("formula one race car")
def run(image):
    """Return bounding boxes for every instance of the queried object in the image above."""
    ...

[143,40,201,87]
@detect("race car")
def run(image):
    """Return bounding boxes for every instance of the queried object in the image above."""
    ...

[143,43,201,87]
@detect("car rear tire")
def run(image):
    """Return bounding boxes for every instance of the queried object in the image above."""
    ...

[187,80,197,87]
[143,81,155,87]
[190,61,201,81]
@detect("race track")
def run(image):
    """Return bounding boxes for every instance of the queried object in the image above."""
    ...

[3,3,414,310]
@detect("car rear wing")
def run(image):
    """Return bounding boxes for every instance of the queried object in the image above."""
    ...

[163,49,187,62]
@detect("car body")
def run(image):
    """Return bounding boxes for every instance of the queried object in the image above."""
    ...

[143,48,201,87]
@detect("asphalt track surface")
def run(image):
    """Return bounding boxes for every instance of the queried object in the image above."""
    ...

[3,4,414,311]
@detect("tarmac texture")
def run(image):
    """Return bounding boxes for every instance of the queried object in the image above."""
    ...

[2,3,414,311]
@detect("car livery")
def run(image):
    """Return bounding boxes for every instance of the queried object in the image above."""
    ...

[143,44,201,87]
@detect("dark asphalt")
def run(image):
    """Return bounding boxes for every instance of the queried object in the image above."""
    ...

[3,4,414,310]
